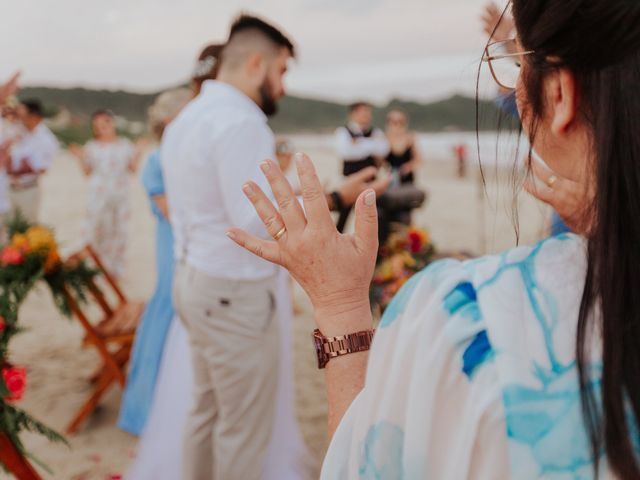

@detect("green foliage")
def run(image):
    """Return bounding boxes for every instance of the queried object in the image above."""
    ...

[19,86,157,123]
[21,85,508,135]
[0,213,97,471]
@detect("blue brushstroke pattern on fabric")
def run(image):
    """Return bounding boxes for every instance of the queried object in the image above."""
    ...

[358,422,404,479]
[379,260,456,329]
[443,281,482,322]
[462,331,494,378]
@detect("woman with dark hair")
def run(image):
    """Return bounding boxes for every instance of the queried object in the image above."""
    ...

[228,0,640,477]
[191,43,224,96]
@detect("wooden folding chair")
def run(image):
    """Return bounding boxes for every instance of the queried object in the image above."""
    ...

[0,433,42,480]
[61,246,144,434]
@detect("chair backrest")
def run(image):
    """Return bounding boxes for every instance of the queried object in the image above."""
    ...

[65,245,128,321]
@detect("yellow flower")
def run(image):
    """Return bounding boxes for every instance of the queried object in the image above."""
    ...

[25,226,57,256]
[10,233,31,253]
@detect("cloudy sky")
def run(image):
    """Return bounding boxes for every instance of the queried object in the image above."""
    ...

[2,0,502,103]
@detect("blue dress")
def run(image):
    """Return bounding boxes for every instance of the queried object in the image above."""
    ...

[118,150,176,435]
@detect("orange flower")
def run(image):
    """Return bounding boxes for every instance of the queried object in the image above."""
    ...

[44,250,61,273]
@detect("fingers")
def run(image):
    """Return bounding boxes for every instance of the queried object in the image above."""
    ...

[259,159,306,233]
[353,190,379,255]
[242,181,287,240]
[294,152,334,229]
[226,228,282,265]
[523,175,555,205]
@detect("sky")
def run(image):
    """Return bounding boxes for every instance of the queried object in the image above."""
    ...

[1,0,502,103]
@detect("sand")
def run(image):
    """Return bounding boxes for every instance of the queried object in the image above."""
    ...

[3,137,550,479]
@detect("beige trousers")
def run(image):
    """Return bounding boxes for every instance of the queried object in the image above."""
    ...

[173,262,279,480]
[10,185,40,224]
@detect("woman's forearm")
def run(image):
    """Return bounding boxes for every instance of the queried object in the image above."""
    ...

[316,301,373,438]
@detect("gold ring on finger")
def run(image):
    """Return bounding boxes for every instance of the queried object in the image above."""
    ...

[273,226,287,241]
[546,175,558,188]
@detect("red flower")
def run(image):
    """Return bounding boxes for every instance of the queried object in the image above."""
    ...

[2,366,27,401]
[408,231,423,253]
[0,316,5,333]
[0,246,24,266]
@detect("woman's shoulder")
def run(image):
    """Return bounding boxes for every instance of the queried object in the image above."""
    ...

[382,233,585,327]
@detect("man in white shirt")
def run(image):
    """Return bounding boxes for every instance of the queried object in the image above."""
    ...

[5,99,58,223]
[162,15,296,480]
[334,101,389,231]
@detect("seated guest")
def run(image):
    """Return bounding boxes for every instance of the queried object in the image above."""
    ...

[334,101,389,232]
[6,99,58,223]
[228,0,640,476]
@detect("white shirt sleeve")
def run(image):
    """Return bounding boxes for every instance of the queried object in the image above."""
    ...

[215,119,277,238]
[335,127,390,161]
[15,126,59,172]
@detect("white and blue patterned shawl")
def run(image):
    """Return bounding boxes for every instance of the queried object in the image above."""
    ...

[322,234,639,479]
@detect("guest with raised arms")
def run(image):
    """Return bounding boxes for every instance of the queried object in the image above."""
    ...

[228,0,640,477]
[69,110,145,278]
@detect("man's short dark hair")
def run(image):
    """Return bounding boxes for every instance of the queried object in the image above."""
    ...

[91,109,114,120]
[21,99,44,117]
[228,14,295,58]
[349,101,372,113]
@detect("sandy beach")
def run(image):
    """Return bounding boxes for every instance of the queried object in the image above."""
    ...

[4,136,550,479]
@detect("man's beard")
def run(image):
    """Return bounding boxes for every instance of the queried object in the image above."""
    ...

[259,78,278,117]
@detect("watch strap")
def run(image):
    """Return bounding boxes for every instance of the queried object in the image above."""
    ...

[313,328,375,369]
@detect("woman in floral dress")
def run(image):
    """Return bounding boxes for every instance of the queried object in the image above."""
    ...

[70,110,144,278]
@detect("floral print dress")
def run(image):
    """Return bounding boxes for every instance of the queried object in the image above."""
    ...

[83,138,134,278]
[322,234,638,479]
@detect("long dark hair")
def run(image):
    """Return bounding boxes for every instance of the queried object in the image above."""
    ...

[511,0,640,477]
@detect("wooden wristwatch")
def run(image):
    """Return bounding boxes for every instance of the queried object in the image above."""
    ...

[312,328,375,369]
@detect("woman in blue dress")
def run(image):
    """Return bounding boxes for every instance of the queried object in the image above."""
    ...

[118,88,192,435]
[229,0,640,477]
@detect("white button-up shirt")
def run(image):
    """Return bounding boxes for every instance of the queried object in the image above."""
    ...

[10,121,58,187]
[335,122,389,162]
[161,80,277,280]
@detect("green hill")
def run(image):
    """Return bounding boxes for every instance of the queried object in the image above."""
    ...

[19,86,507,139]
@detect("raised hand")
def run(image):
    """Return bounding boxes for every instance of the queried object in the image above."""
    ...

[481,2,515,41]
[227,153,378,336]
[523,156,592,234]
[0,72,20,105]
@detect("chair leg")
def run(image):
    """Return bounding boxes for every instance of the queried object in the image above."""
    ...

[0,433,42,480]
[66,369,115,434]
[89,345,130,385]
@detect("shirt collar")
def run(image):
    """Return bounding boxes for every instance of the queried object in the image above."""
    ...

[200,80,267,122]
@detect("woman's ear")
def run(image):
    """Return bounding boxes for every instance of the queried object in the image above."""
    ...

[549,68,578,136]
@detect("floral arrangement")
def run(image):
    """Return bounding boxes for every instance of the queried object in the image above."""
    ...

[370,226,436,315]
[0,214,96,472]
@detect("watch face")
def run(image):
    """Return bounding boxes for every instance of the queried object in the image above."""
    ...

[312,329,327,369]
